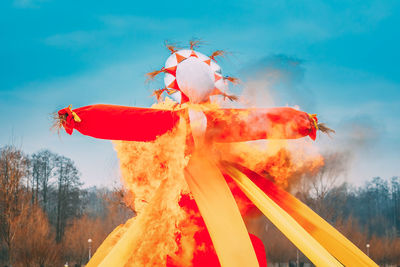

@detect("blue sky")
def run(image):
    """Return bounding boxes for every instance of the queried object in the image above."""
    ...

[1,0,399,186]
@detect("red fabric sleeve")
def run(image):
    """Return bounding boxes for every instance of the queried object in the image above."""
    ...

[204,107,317,142]
[58,104,181,141]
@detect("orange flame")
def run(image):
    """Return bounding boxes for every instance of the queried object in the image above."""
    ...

[105,98,325,266]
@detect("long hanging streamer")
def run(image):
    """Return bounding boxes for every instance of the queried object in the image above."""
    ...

[184,151,259,267]
[222,163,378,267]
[221,163,343,267]
[85,219,134,267]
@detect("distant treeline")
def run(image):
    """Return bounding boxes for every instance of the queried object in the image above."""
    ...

[0,146,133,267]
[0,145,399,266]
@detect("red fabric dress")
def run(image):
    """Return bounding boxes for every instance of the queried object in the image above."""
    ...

[58,104,318,267]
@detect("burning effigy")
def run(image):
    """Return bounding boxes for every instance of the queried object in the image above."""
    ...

[56,41,378,267]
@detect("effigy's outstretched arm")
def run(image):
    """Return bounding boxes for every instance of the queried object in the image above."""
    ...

[57,104,181,141]
[204,107,328,142]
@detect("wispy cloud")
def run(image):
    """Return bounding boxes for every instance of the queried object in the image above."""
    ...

[232,0,393,46]
[13,0,49,8]
[3,58,152,107]
[44,31,101,47]
[99,15,191,31]
[43,15,194,48]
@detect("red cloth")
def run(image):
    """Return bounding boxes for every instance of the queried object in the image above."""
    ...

[55,104,321,267]
[186,233,266,267]
[58,106,76,135]
[58,104,182,141]
[166,194,267,267]
[204,107,317,142]
[58,105,317,142]
[166,233,266,267]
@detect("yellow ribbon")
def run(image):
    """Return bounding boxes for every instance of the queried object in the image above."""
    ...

[223,164,343,267]
[308,113,318,131]
[68,105,82,123]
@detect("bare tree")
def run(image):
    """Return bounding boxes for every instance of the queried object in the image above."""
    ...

[63,215,107,266]
[0,146,29,265]
[10,204,61,267]
[296,151,350,220]
[30,150,56,210]
[53,155,83,242]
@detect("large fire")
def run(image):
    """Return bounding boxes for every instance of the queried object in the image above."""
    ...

[106,98,324,266]
[57,43,378,267]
